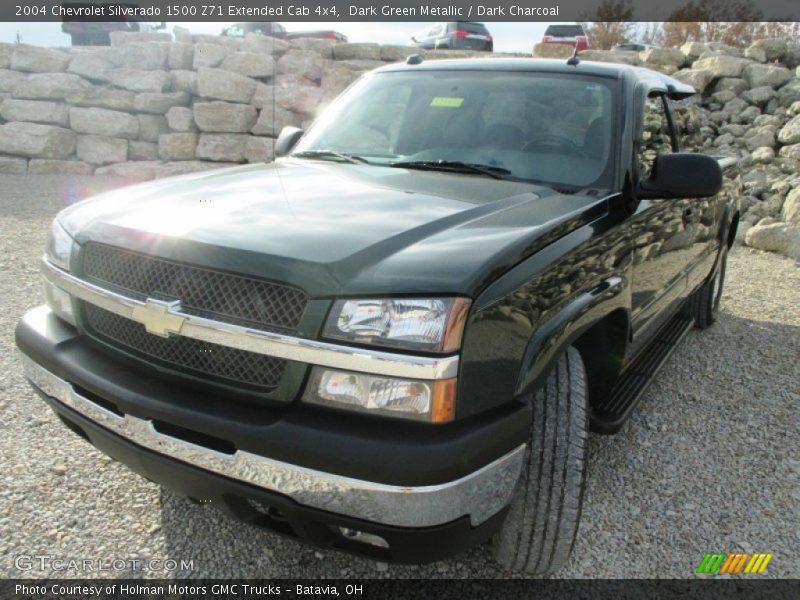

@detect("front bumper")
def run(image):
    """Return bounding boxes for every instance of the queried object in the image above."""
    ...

[16,307,528,559]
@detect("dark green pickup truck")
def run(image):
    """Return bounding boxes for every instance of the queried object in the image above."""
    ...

[16,57,740,573]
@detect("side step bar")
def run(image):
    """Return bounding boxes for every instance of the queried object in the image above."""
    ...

[591,312,695,434]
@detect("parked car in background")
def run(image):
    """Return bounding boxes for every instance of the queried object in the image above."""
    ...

[540,23,589,52]
[285,30,348,42]
[613,43,658,52]
[221,22,287,38]
[412,22,493,52]
[61,2,165,45]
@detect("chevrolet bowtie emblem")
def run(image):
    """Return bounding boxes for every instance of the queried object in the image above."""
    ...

[131,299,186,337]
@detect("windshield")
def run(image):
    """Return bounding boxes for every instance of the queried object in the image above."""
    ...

[293,70,616,189]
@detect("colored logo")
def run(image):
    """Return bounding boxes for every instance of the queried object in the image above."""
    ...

[696,552,773,575]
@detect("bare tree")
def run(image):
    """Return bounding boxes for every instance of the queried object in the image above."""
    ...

[581,0,637,50]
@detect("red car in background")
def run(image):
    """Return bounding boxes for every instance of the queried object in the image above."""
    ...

[540,23,589,52]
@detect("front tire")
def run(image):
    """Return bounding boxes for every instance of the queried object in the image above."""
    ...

[691,242,728,329]
[492,346,589,575]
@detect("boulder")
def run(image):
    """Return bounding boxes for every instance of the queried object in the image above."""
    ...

[743,64,792,89]
[12,73,92,100]
[245,135,274,163]
[673,69,713,94]
[193,101,257,133]
[692,56,751,79]
[744,45,767,63]
[333,43,381,61]
[776,79,800,108]
[778,144,800,160]
[741,86,776,107]
[277,50,325,81]
[192,34,242,50]
[0,122,76,158]
[168,42,194,70]
[193,43,229,69]
[95,160,158,181]
[128,141,159,160]
[778,115,800,144]
[243,33,290,56]
[109,42,169,69]
[76,135,128,164]
[106,69,170,93]
[640,47,685,68]
[70,107,139,139]
[109,31,172,46]
[154,160,236,178]
[680,42,709,61]
[743,128,775,152]
[0,69,25,92]
[27,159,93,175]
[745,221,800,259]
[578,49,639,65]
[274,74,323,115]
[220,52,276,78]
[251,106,299,136]
[158,133,197,160]
[380,45,416,62]
[67,54,113,82]
[10,45,69,73]
[0,43,14,69]
[749,38,788,62]
[133,91,190,114]
[751,147,775,164]
[166,107,197,132]
[0,99,69,126]
[170,70,197,95]
[196,133,248,162]
[65,88,136,111]
[0,156,27,173]
[783,188,800,225]
[711,77,749,95]
[196,67,257,103]
[137,114,169,142]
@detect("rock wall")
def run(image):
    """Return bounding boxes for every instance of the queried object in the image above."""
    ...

[0,32,798,258]
[0,31,502,180]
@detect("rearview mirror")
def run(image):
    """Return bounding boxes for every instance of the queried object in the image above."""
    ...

[637,153,722,199]
[275,126,305,157]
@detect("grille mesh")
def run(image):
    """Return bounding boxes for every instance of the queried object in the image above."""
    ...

[84,304,286,391]
[82,243,308,332]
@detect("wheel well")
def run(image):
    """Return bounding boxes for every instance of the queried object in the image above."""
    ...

[572,309,628,410]
[726,211,739,249]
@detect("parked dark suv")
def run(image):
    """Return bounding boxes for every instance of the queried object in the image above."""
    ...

[541,23,589,52]
[413,22,493,52]
[17,57,739,574]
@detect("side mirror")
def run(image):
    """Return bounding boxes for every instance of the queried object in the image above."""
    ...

[637,153,723,199]
[274,126,305,157]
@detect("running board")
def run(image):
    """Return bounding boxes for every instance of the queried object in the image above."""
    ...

[591,312,694,434]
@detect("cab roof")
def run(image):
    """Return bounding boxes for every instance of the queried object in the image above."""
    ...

[375,58,697,99]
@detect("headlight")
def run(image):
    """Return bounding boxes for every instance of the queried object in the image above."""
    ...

[303,367,456,423]
[46,219,73,271]
[322,297,470,353]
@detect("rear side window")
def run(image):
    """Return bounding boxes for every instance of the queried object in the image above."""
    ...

[545,24,585,37]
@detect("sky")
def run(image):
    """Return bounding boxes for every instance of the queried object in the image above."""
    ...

[0,21,551,53]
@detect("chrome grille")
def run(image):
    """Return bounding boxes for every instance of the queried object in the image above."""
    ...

[81,243,308,332]
[84,304,286,391]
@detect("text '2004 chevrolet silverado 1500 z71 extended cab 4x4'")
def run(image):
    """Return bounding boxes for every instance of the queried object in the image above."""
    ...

[16,57,741,574]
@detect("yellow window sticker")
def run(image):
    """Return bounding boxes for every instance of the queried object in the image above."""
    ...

[430,97,464,108]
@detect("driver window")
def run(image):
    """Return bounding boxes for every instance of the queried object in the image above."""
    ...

[638,94,673,179]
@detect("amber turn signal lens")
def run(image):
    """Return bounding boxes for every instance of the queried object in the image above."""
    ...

[431,378,457,424]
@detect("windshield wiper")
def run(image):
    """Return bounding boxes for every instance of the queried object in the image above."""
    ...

[291,150,370,164]
[389,160,512,180]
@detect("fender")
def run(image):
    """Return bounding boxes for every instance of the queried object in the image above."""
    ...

[514,275,630,399]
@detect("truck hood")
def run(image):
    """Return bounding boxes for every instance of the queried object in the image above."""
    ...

[61,159,607,297]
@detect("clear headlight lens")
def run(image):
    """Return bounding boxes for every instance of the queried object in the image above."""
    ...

[322,297,470,353]
[46,219,73,271]
[303,367,456,423]
[43,279,76,326]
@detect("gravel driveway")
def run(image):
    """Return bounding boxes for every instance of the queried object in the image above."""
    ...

[1,175,798,579]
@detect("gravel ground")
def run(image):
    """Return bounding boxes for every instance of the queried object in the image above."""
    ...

[1,175,798,579]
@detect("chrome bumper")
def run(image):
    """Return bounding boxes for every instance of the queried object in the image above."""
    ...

[21,353,525,528]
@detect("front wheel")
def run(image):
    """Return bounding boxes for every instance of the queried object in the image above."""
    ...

[492,346,589,575]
